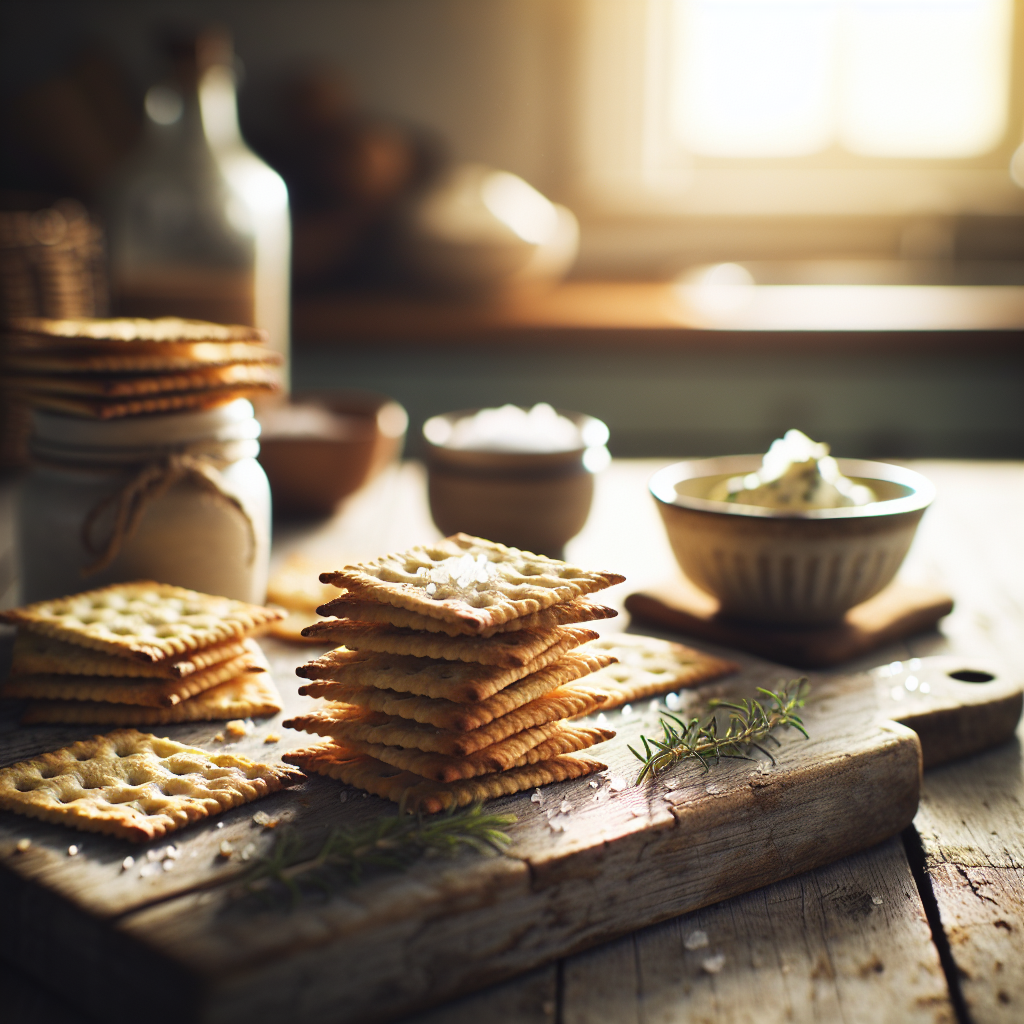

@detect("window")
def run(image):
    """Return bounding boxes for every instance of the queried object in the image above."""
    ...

[576,0,1024,217]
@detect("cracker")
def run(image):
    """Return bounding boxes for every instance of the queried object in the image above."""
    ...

[284,684,606,755]
[265,609,330,645]
[7,316,268,344]
[296,640,604,704]
[329,722,614,782]
[0,729,303,842]
[20,384,277,420]
[319,534,625,631]
[268,554,343,612]
[10,632,253,679]
[315,595,618,637]
[1,646,268,708]
[299,652,617,730]
[283,744,604,813]
[6,363,279,398]
[1,582,286,663]
[582,634,739,710]
[19,670,282,725]
[3,342,281,374]
[299,621,596,667]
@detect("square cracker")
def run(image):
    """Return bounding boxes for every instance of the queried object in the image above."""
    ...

[315,595,618,638]
[299,622,597,667]
[329,722,615,783]
[299,652,617,730]
[0,729,303,842]
[296,640,606,704]
[1,582,286,663]
[10,632,252,679]
[284,683,607,756]
[19,670,282,725]
[3,342,280,374]
[7,316,268,344]
[319,534,624,631]
[581,634,738,710]
[21,385,277,420]
[0,643,268,708]
[283,743,604,814]
[6,363,278,398]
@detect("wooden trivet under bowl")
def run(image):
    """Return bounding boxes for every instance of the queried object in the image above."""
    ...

[625,576,954,669]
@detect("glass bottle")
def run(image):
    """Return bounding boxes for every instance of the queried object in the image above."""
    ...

[105,31,290,390]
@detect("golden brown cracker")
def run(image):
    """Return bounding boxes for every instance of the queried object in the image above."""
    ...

[19,670,282,725]
[1,582,286,663]
[265,609,331,644]
[298,652,616,729]
[267,554,343,612]
[3,341,280,374]
[299,621,596,667]
[6,362,279,398]
[319,534,625,631]
[0,729,302,842]
[10,632,252,678]
[20,384,277,419]
[330,722,614,782]
[1,646,268,708]
[296,639,600,703]
[283,743,605,813]
[315,594,618,637]
[7,316,267,344]
[284,684,606,756]
[582,634,739,709]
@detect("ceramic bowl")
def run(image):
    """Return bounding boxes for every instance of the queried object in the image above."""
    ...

[649,456,935,626]
[423,408,609,558]
[258,391,407,517]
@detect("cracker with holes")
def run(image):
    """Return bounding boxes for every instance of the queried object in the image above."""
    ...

[284,744,604,814]
[1,645,266,708]
[319,533,624,631]
[20,670,282,725]
[581,634,739,710]
[315,595,618,637]
[285,684,607,756]
[297,642,606,704]
[0,581,286,663]
[300,622,596,667]
[299,654,616,729]
[10,632,252,679]
[325,722,614,783]
[0,729,303,842]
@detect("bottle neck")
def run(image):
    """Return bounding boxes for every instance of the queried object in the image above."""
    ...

[198,65,244,151]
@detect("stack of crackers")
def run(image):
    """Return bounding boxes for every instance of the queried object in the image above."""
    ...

[0,316,280,419]
[0,581,286,726]
[283,534,626,812]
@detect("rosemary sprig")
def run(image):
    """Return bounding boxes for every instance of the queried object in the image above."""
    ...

[629,680,809,784]
[242,803,517,906]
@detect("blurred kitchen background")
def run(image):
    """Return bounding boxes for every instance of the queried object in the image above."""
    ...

[2,0,1022,460]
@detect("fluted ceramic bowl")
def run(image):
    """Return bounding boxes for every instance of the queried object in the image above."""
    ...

[649,456,935,626]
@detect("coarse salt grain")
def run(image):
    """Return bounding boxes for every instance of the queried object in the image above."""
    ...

[559,799,573,814]
[162,859,175,872]
[608,776,627,792]
[67,844,79,856]
[702,953,726,974]
[121,856,135,871]
[684,929,709,950]
[240,842,257,861]
[218,841,233,859]
[252,810,273,827]
[15,838,30,853]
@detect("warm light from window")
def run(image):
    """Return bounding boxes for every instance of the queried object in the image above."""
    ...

[668,0,1013,160]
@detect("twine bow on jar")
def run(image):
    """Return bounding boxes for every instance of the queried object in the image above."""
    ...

[77,444,259,576]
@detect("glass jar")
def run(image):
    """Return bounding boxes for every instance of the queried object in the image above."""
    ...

[104,31,291,389]
[18,399,271,604]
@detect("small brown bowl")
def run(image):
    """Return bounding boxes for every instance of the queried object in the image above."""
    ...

[258,391,407,517]
[423,407,609,558]
[650,456,935,625]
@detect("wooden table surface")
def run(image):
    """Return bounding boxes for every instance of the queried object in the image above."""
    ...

[1,459,1022,1024]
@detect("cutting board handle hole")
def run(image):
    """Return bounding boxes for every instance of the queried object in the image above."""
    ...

[947,669,996,683]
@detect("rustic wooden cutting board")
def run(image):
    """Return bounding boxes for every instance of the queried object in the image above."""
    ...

[0,638,1019,1024]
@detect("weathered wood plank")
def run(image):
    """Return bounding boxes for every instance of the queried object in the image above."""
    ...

[560,837,954,1024]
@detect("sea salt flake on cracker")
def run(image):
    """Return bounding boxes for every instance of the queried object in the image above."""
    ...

[319,534,624,631]
[0,730,303,842]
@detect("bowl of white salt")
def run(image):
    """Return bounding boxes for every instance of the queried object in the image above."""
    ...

[423,403,610,558]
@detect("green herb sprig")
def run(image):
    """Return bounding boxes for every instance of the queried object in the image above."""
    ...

[630,680,809,784]
[243,803,516,906]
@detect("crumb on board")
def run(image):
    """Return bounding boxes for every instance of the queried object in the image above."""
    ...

[213,732,225,743]
[252,810,278,828]
[218,840,233,859]
[225,719,249,738]
[67,844,79,856]
[263,732,281,744]
[15,838,31,853]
